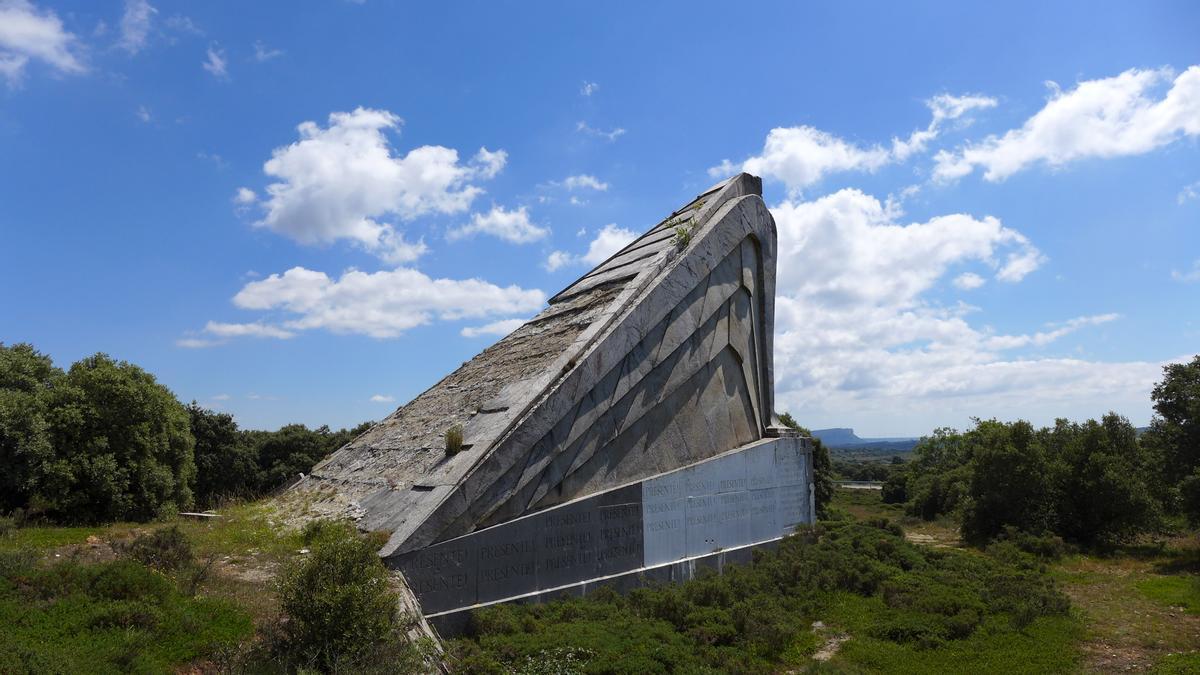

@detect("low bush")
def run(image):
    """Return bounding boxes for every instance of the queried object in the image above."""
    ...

[275,520,401,670]
[451,520,1072,673]
[122,525,193,571]
[0,553,251,673]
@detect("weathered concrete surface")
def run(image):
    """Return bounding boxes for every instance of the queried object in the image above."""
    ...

[390,436,813,633]
[294,173,788,559]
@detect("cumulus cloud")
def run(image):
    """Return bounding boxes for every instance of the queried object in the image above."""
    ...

[953,272,985,290]
[712,93,996,192]
[369,394,395,403]
[563,174,609,191]
[580,81,598,96]
[582,223,636,264]
[448,205,548,243]
[0,0,85,84]
[461,318,526,338]
[224,266,545,339]
[253,108,504,261]
[233,187,256,205]
[117,0,155,54]
[543,250,573,272]
[544,223,637,271]
[765,189,1154,432]
[202,43,227,78]
[934,66,1200,182]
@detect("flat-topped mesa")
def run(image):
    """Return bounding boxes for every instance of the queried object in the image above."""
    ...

[297,173,791,557]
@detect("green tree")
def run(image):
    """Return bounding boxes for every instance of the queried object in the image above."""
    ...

[961,420,1056,544]
[1142,355,1200,519]
[40,353,195,522]
[779,412,834,518]
[1045,414,1160,544]
[188,403,260,508]
[0,343,61,512]
[905,428,973,520]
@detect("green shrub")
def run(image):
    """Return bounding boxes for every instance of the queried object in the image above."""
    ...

[276,524,400,669]
[453,519,1072,672]
[0,556,252,672]
[122,526,193,571]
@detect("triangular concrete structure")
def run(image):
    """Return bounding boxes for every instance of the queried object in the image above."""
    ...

[300,174,793,559]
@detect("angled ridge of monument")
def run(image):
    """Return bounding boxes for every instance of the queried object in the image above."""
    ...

[294,173,815,627]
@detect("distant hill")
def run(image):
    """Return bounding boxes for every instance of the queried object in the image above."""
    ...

[811,428,920,460]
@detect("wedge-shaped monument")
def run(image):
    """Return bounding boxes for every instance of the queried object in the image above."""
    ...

[298,174,814,627]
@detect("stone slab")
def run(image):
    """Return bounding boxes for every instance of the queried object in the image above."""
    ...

[389,436,812,620]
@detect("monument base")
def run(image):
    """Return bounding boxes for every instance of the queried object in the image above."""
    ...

[389,436,815,635]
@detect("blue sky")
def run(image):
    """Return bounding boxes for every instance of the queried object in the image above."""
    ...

[1,1,1197,436]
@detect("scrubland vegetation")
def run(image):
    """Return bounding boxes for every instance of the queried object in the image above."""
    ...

[2,340,1198,673]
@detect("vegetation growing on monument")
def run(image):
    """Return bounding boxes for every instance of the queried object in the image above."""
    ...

[445,424,465,456]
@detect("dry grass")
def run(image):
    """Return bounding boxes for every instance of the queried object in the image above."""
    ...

[1053,536,1200,673]
[833,487,1200,673]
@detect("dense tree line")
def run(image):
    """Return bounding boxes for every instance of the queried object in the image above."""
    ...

[0,343,369,523]
[883,356,1200,545]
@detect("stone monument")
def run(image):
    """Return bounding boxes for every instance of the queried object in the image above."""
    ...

[295,173,815,632]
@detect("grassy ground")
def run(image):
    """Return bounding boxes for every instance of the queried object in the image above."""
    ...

[0,499,311,672]
[830,488,1200,673]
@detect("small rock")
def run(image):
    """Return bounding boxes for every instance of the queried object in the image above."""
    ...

[298,548,310,554]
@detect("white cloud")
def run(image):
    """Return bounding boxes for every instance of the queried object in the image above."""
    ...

[211,393,231,401]
[176,337,221,349]
[953,272,985,290]
[252,39,282,62]
[448,205,548,243]
[765,189,1155,434]
[713,93,996,192]
[204,320,295,339]
[726,126,890,191]
[202,44,227,78]
[543,250,573,272]
[0,0,85,85]
[542,223,637,272]
[227,266,546,339]
[1172,259,1200,283]
[563,174,609,191]
[580,81,598,96]
[233,187,257,205]
[582,223,636,265]
[461,318,526,338]
[369,394,395,403]
[982,314,1119,350]
[117,0,155,55]
[891,93,998,161]
[135,104,151,123]
[934,66,1200,182]
[576,121,625,141]
[1179,180,1200,205]
[253,108,504,261]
